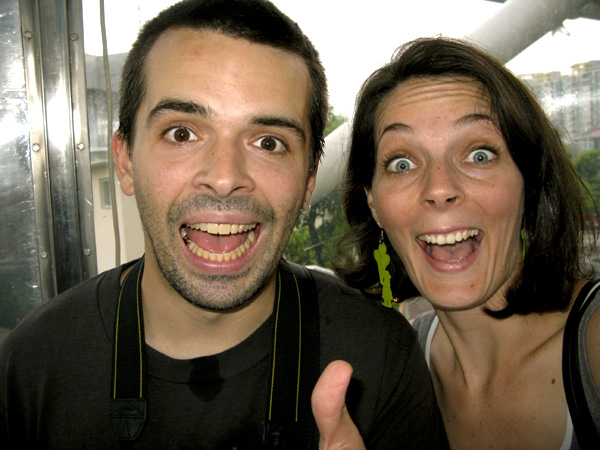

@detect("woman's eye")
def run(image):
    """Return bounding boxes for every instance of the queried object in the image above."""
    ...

[466,148,496,163]
[387,157,415,173]
[165,127,198,143]
[253,136,286,152]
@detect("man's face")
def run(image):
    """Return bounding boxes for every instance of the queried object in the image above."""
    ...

[114,29,316,310]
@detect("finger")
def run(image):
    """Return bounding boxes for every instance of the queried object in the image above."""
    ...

[312,360,365,449]
[312,360,352,423]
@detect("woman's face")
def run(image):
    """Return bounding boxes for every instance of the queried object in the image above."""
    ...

[366,77,525,311]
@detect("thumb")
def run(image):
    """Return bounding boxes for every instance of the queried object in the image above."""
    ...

[312,360,366,450]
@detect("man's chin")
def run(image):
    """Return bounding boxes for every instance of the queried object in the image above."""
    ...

[165,262,275,312]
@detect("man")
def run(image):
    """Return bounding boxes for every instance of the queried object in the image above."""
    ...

[0,1,446,448]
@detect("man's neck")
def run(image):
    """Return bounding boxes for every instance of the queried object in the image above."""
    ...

[138,263,276,360]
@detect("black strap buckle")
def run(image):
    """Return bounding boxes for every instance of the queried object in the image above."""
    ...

[262,420,299,449]
[109,398,147,441]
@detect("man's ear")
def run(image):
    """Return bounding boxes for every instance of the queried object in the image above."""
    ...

[301,160,319,211]
[365,187,381,225]
[112,132,135,196]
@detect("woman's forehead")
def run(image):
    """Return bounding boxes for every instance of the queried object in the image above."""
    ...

[375,77,495,135]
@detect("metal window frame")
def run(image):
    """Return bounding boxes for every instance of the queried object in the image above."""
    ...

[18,0,97,300]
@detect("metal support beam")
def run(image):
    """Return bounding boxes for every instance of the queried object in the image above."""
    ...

[467,0,591,63]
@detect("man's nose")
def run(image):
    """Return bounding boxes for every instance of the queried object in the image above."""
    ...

[191,138,254,198]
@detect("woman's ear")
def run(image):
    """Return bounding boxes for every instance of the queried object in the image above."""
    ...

[112,132,135,196]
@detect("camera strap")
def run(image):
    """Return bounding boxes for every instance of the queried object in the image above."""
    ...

[264,261,320,449]
[109,257,320,449]
[109,257,146,447]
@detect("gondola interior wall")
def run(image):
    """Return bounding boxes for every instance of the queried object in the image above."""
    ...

[0,0,97,340]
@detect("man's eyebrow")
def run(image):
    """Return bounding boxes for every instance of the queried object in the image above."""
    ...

[250,116,306,145]
[146,99,212,126]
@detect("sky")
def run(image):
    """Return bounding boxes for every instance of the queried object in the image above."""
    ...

[83,0,600,117]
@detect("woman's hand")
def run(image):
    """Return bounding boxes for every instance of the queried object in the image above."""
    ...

[312,360,366,450]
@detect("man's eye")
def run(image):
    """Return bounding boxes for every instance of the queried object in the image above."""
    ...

[387,157,415,173]
[165,127,198,143]
[466,149,496,163]
[253,136,286,152]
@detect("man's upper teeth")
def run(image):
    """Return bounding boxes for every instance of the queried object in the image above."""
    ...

[418,229,479,245]
[186,223,257,235]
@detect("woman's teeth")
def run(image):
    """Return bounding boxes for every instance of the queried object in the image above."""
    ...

[418,229,480,245]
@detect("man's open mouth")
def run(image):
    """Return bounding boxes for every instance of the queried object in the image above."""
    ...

[417,229,481,263]
[180,222,257,262]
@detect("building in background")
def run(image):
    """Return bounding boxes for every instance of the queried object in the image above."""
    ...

[522,60,600,154]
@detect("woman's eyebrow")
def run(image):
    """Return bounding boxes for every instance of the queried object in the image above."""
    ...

[454,112,497,129]
[378,122,412,144]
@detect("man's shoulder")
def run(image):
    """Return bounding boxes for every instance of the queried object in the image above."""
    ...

[280,260,414,335]
[310,265,407,320]
[1,263,126,352]
[28,263,122,316]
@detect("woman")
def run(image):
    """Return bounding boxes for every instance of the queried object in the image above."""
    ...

[335,37,600,449]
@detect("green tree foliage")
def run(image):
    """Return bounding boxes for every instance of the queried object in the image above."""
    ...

[324,105,347,136]
[284,186,349,268]
[283,107,349,269]
[572,148,600,217]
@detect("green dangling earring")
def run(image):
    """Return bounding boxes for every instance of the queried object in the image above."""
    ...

[373,229,397,308]
[521,228,526,262]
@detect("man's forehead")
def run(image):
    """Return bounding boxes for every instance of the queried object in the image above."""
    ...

[137,29,312,144]
[144,28,310,96]
[146,27,308,74]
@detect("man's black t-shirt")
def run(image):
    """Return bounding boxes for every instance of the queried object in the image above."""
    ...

[0,259,446,449]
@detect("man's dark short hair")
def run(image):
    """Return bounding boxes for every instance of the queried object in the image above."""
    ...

[335,37,596,317]
[117,0,328,168]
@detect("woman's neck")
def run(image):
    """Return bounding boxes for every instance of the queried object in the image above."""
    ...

[433,306,568,387]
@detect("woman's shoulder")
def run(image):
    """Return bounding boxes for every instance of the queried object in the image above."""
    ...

[412,309,437,330]
[411,309,437,352]
[572,278,600,385]
[563,277,600,440]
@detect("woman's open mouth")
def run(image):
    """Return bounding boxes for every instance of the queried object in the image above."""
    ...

[417,229,481,264]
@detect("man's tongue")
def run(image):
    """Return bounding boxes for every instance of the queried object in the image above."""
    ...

[186,227,248,253]
[428,239,476,263]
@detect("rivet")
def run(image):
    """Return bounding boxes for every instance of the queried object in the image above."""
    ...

[23,31,32,40]
[32,143,40,152]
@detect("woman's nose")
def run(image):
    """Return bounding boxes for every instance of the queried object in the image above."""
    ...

[422,163,463,208]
